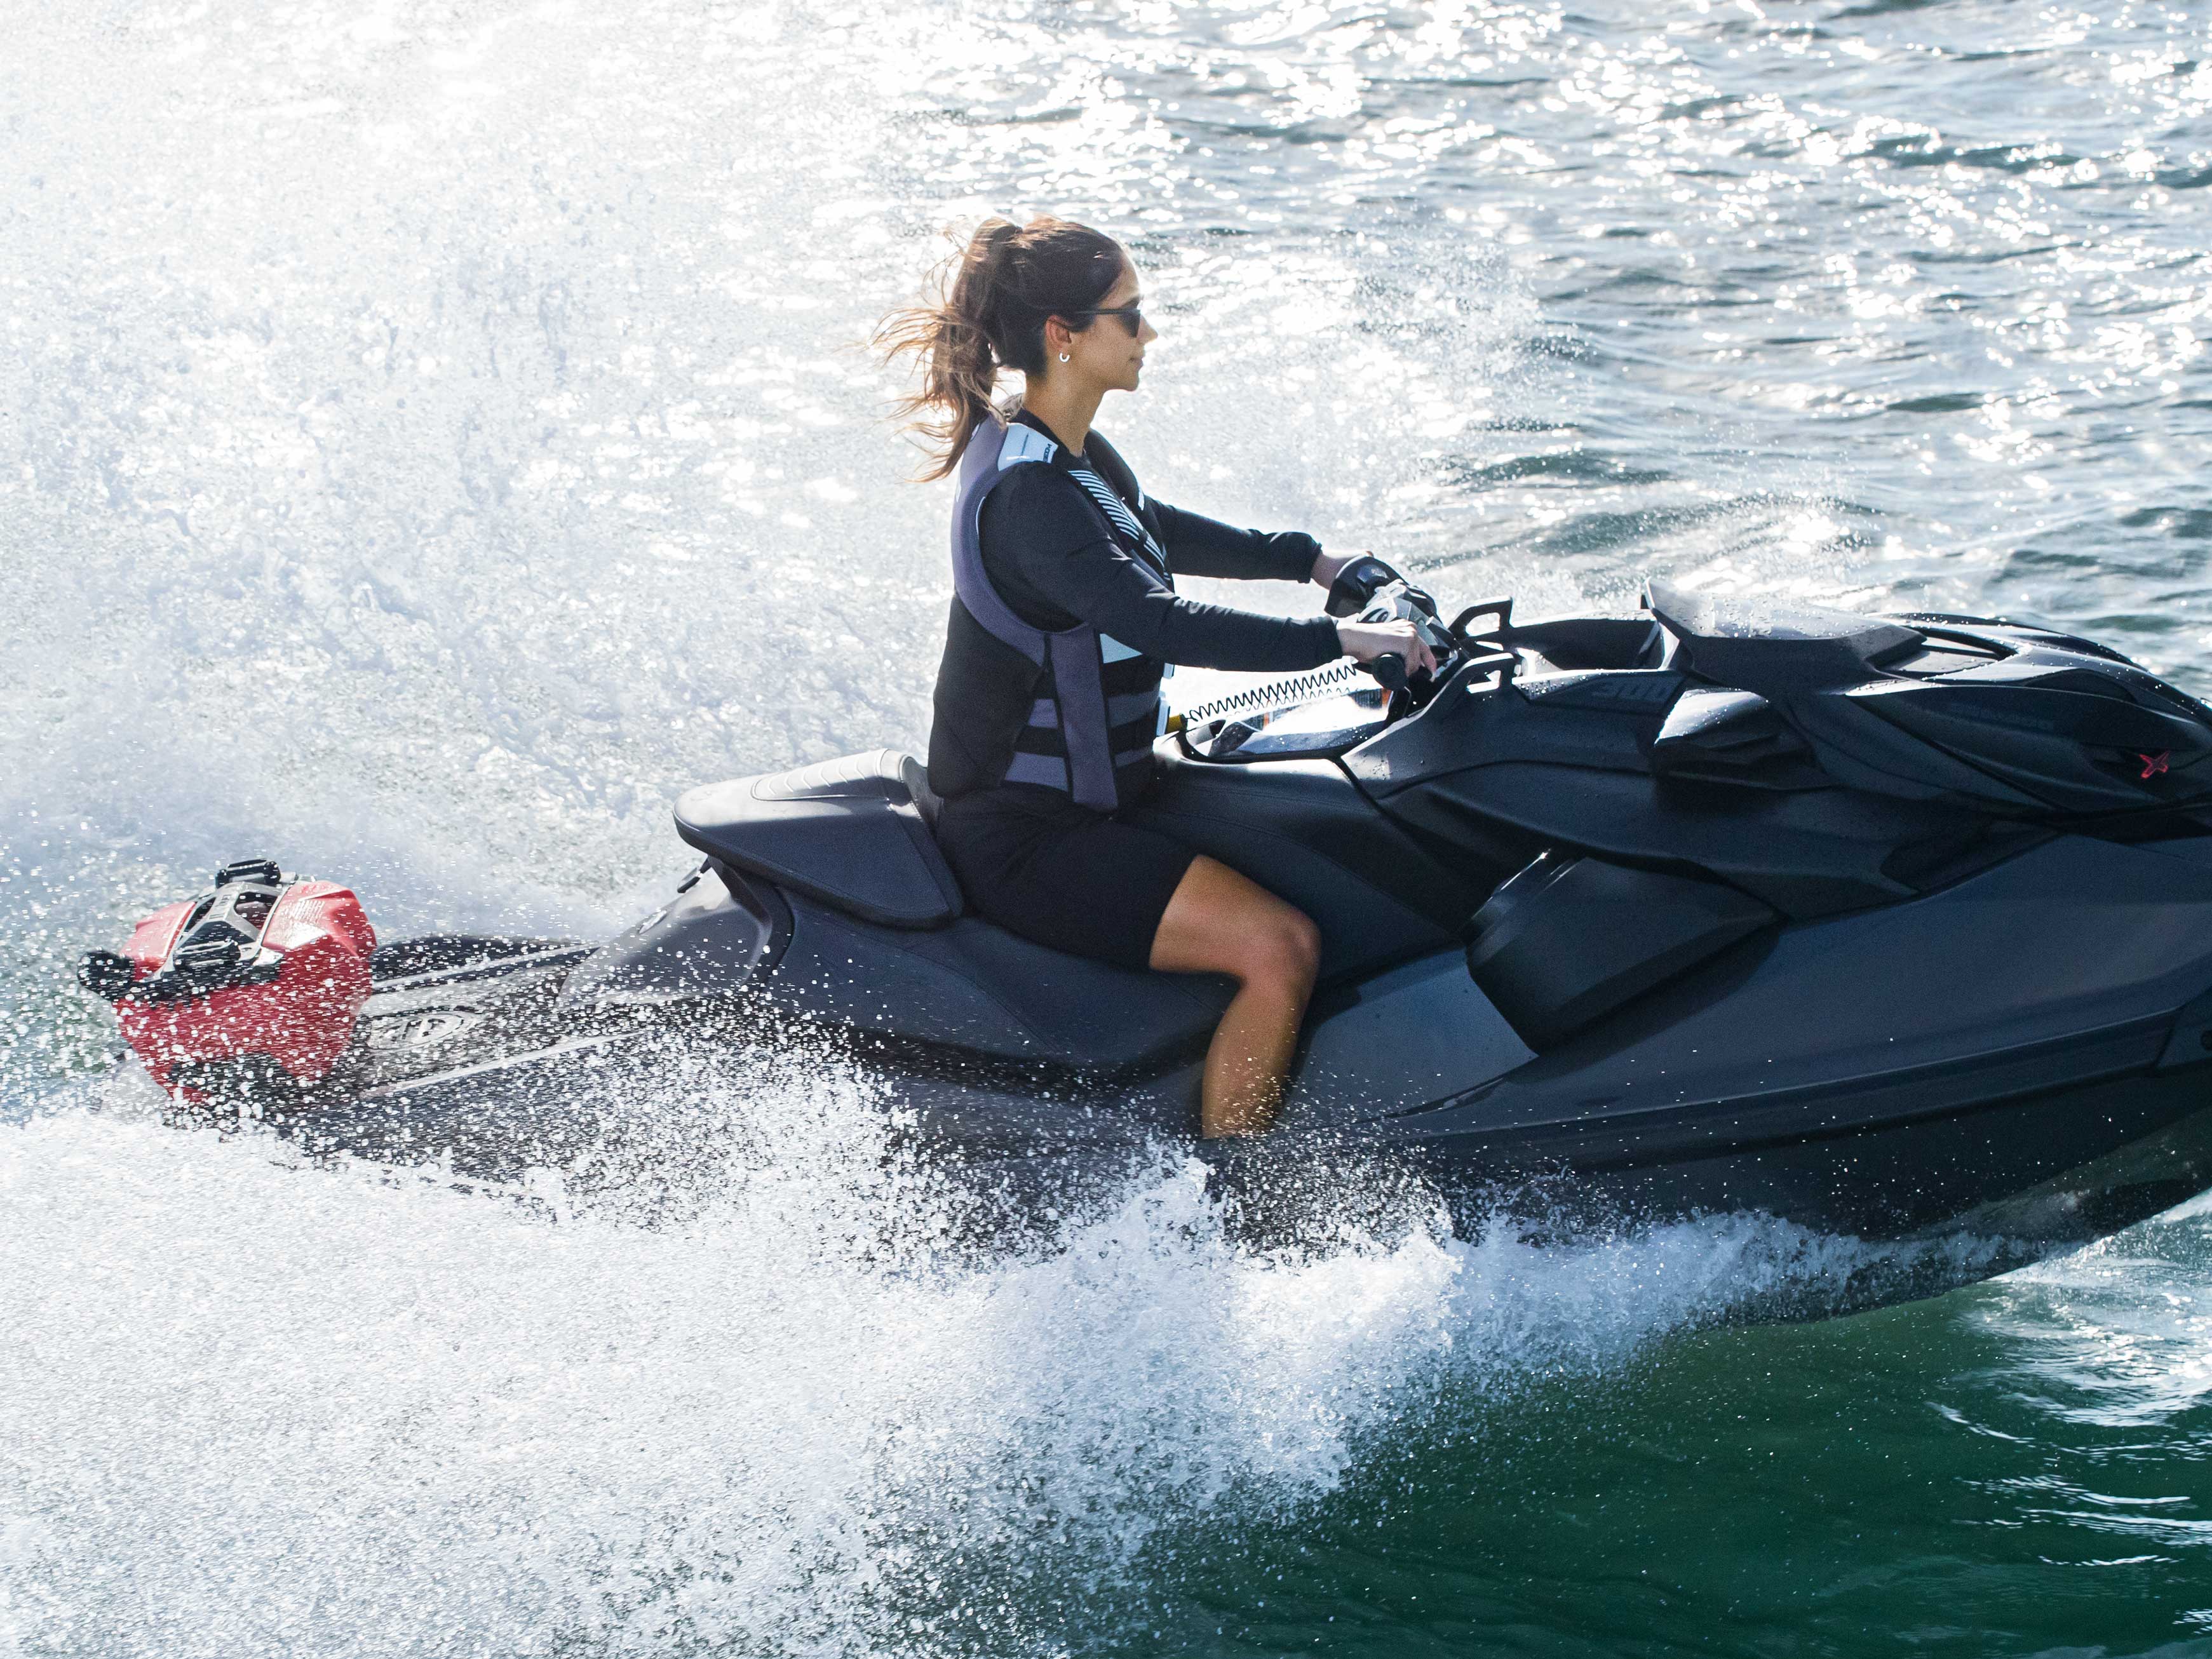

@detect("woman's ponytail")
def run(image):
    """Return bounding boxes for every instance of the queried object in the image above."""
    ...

[877,215,1123,480]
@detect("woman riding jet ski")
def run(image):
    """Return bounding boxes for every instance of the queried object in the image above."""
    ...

[76,220,2212,1287]
[875,214,1437,1139]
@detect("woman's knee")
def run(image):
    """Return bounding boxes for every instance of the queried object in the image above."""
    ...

[1151,857,1320,988]
[1285,908,1323,984]
[1238,904,1321,996]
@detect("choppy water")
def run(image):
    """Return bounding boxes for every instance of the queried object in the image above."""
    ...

[5,0,2212,1652]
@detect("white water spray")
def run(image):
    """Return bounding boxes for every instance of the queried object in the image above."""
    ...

[0,5,2013,1653]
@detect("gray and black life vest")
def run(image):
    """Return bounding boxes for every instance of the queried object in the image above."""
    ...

[924,416,1174,811]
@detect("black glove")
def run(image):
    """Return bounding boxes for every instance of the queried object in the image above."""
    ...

[1325,556,1437,620]
[1326,556,1402,617]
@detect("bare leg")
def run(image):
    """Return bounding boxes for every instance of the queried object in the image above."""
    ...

[1149,856,1322,1138]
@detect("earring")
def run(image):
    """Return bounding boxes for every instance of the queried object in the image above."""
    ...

[1058,352,1070,363]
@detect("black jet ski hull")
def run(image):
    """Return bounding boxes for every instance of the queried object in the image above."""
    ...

[102,585,2212,1305]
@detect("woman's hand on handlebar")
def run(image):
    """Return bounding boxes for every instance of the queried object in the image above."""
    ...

[1337,619,1438,680]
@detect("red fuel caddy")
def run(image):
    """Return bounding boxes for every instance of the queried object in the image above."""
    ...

[79,860,376,1106]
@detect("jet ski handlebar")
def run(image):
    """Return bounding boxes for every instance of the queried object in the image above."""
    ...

[1330,558,1522,707]
[1350,575,1520,704]
[1349,580,1441,704]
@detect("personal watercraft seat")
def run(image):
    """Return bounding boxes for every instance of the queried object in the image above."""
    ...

[657,751,1236,1070]
[675,751,963,930]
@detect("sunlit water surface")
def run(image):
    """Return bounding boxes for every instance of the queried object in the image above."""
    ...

[5,1,2212,1653]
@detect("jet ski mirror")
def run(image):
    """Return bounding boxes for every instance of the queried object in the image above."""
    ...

[1448,596,1514,642]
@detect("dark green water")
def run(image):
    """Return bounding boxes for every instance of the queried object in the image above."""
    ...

[1173,1218,2212,1655]
[6,0,2212,1653]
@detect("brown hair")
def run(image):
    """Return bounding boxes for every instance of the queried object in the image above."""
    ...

[875,216,1126,480]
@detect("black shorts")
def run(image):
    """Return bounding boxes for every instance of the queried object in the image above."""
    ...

[934,785,1197,972]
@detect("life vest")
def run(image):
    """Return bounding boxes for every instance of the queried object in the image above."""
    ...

[925,416,1173,810]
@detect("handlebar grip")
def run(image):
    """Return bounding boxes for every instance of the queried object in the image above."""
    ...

[1368,652,1408,695]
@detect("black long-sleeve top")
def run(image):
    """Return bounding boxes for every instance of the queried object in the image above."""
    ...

[978,413,1343,674]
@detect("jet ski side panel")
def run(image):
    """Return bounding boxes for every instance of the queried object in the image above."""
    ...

[1279,951,1534,1129]
[1391,1058,2212,1249]
[1358,835,2212,1233]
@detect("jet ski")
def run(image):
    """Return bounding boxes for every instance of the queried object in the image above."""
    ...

[78,575,2212,1266]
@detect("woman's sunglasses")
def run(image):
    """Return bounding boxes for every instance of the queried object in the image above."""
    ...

[1060,302,1145,337]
